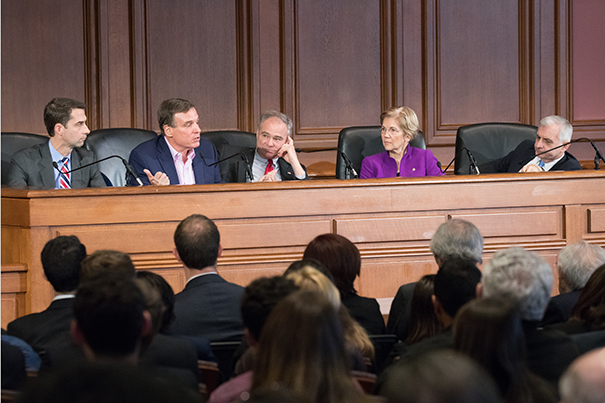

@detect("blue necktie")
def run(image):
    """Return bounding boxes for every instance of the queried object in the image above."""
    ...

[537,160,545,169]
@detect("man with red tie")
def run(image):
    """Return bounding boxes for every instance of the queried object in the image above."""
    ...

[219,110,308,182]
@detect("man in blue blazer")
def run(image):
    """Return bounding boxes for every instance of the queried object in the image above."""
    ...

[169,214,244,343]
[128,98,222,186]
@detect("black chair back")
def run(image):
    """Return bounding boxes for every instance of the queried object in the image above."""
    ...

[200,130,256,152]
[336,126,426,179]
[454,122,537,175]
[210,340,242,383]
[368,334,399,374]
[85,128,157,186]
[1,132,49,185]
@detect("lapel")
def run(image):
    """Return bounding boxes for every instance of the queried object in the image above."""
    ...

[70,148,84,187]
[156,137,180,184]
[278,157,294,179]
[192,146,206,184]
[38,144,57,189]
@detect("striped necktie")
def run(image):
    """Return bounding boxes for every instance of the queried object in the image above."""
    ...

[59,157,71,189]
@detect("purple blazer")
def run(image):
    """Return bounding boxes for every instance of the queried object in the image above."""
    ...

[360,147,444,178]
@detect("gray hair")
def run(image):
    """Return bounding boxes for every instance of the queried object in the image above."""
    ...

[559,348,605,403]
[540,115,573,143]
[259,110,293,137]
[430,219,484,264]
[482,247,553,321]
[558,241,605,291]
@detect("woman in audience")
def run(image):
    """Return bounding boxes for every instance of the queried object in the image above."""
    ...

[285,265,374,366]
[454,298,557,403]
[405,274,442,345]
[548,264,605,335]
[251,290,369,403]
[360,106,443,178]
[303,234,385,335]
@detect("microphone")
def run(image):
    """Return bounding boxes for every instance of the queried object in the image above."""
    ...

[337,148,358,179]
[587,139,605,170]
[465,148,481,175]
[517,138,583,168]
[53,155,143,186]
[209,152,254,181]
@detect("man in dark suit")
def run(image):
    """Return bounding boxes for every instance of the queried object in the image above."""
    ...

[387,219,484,341]
[128,98,222,186]
[7,236,86,356]
[481,115,582,173]
[219,110,308,182]
[7,98,106,189]
[169,214,245,342]
[541,241,605,326]
[481,247,579,387]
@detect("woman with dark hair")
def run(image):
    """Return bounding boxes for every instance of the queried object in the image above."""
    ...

[405,274,442,345]
[303,234,385,335]
[548,264,605,335]
[454,298,557,403]
[251,290,369,403]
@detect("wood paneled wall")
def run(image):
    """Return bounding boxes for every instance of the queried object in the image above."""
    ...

[2,0,604,172]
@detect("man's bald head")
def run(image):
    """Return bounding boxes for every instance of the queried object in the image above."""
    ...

[560,348,605,403]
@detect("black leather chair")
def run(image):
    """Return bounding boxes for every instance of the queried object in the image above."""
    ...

[1,132,49,185]
[200,130,256,153]
[335,126,426,179]
[454,122,537,175]
[85,128,157,186]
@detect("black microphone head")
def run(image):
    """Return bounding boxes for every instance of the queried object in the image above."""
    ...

[52,161,59,169]
[437,161,442,168]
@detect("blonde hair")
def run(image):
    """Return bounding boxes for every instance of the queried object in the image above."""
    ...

[381,106,419,141]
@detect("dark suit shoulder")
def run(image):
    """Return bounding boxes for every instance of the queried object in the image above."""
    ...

[341,293,385,335]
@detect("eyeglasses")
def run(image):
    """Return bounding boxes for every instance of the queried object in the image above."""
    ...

[380,127,401,135]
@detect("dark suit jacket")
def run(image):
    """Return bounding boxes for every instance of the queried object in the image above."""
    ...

[140,333,200,383]
[386,282,417,341]
[6,298,74,356]
[218,146,308,183]
[540,290,581,326]
[7,143,106,189]
[480,139,582,173]
[341,293,385,335]
[128,135,223,186]
[169,274,245,342]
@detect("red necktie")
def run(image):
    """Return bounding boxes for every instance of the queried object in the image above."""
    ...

[265,159,274,175]
[59,157,71,189]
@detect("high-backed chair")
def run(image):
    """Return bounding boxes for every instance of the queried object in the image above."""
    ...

[200,130,256,153]
[335,126,426,179]
[1,132,49,185]
[85,128,157,186]
[454,122,537,175]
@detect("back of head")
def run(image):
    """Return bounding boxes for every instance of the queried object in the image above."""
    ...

[253,290,359,403]
[430,219,484,265]
[434,259,482,318]
[406,274,443,344]
[174,214,220,270]
[381,350,503,403]
[43,97,86,136]
[41,235,86,292]
[560,347,605,403]
[540,115,573,143]
[558,241,605,292]
[454,298,527,396]
[570,264,605,329]
[303,234,361,295]
[240,276,298,342]
[73,277,146,358]
[135,271,175,333]
[80,250,135,284]
[284,265,341,310]
[157,98,194,134]
[482,247,553,321]
[284,259,334,282]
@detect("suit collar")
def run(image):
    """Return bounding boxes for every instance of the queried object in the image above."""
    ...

[156,136,180,183]
[37,143,58,189]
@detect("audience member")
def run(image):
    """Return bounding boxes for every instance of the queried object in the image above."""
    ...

[219,110,308,182]
[251,290,368,403]
[7,97,105,189]
[1,333,41,371]
[541,241,605,326]
[387,219,483,341]
[79,249,135,283]
[303,233,385,335]
[480,115,581,173]
[404,274,442,345]
[380,350,504,403]
[169,214,245,342]
[208,276,298,403]
[7,236,86,357]
[1,341,27,390]
[128,98,222,186]
[481,247,579,386]
[549,264,605,335]
[454,298,557,403]
[559,347,605,403]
